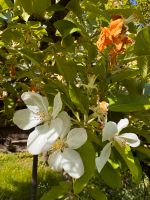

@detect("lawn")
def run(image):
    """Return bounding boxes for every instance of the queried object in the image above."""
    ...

[0,152,61,200]
[0,152,150,200]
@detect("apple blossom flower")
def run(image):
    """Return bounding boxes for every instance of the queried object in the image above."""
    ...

[96,118,140,173]
[13,92,64,155]
[48,112,87,179]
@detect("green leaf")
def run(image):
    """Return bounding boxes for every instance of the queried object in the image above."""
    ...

[16,71,34,80]
[26,21,41,29]
[69,84,89,114]
[123,79,142,95]
[16,0,50,16]
[66,0,83,22]
[144,135,150,143]
[137,56,150,79]
[110,69,139,82]
[87,130,102,145]
[73,140,95,194]
[3,97,15,118]
[102,8,138,19]
[0,0,13,11]
[47,4,65,12]
[20,49,42,66]
[114,142,142,183]
[135,27,150,56]
[17,0,33,15]
[2,29,23,44]
[93,59,107,79]
[109,94,150,112]
[55,56,77,83]
[82,1,100,15]
[3,82,16,96]
[136,147,150,159]
[32,0,50,14]
[89,188,107,200]
[40,181,71,200]
[62,35,75,52]
[54,20,81,38]
[82,41,97,60]
[44,79,79,118]
[100,162,122,189]
[16,82,29,91]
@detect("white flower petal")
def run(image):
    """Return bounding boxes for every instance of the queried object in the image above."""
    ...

[27,119,63,154]
[41,118,63,152]
[61,148,84,179]
[47,118,63,144]
[58,111,71,139]
[52,92,62,119]
[66,128,87,149]
[102,121,118,141]
[27,124,49,155]
[21,92,49,114]
[48,150,63,171]
[117,118,129,133]
[13,109,41,130]
[118,133,140,147]
[96,142,112,173]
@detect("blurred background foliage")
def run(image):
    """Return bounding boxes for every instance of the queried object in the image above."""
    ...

[0,0,150,199]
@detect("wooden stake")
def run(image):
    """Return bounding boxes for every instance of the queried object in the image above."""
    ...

[31,155,38,200]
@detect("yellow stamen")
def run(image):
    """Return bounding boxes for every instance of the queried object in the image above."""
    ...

[36,111,51,122]
[51,139,67,151]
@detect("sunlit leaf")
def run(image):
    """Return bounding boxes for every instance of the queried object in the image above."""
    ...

[20,49,42,66]
[110,69,139,82]
[0,0,13,11]
[54,20,81,38]
[135,27,150,56]
[40,181,71,200]
[73,140,95,194]
[100,162,122,188]
[109,94,150,112]
[102,8,139,19]
[69,84,89,114]
[16,0,50,15]
[55,56,77,83]
[66,0,83,22]
[114,142,142,183]
[16,0,32,15]
[32,0,50,14]
[89,187,107,200]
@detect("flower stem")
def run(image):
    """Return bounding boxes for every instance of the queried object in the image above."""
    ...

[31,155,38,200]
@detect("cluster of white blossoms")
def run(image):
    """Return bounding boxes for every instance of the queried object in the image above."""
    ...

[13,91,141,178]
[96,118,140,173]
[13,92,87,179]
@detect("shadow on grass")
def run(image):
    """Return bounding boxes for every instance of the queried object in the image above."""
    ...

[0,169,61,200]
[0,153,62,200]
[0,181,30,200]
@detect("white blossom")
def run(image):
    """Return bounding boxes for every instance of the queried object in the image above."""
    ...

[13,92,64,155]
[48,112,87,179]
[96,118,140,173]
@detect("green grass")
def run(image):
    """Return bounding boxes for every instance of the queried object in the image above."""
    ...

[0,152,61,200]
[0,153,150,200]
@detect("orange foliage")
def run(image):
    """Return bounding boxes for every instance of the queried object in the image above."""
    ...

[97,15,133,67]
